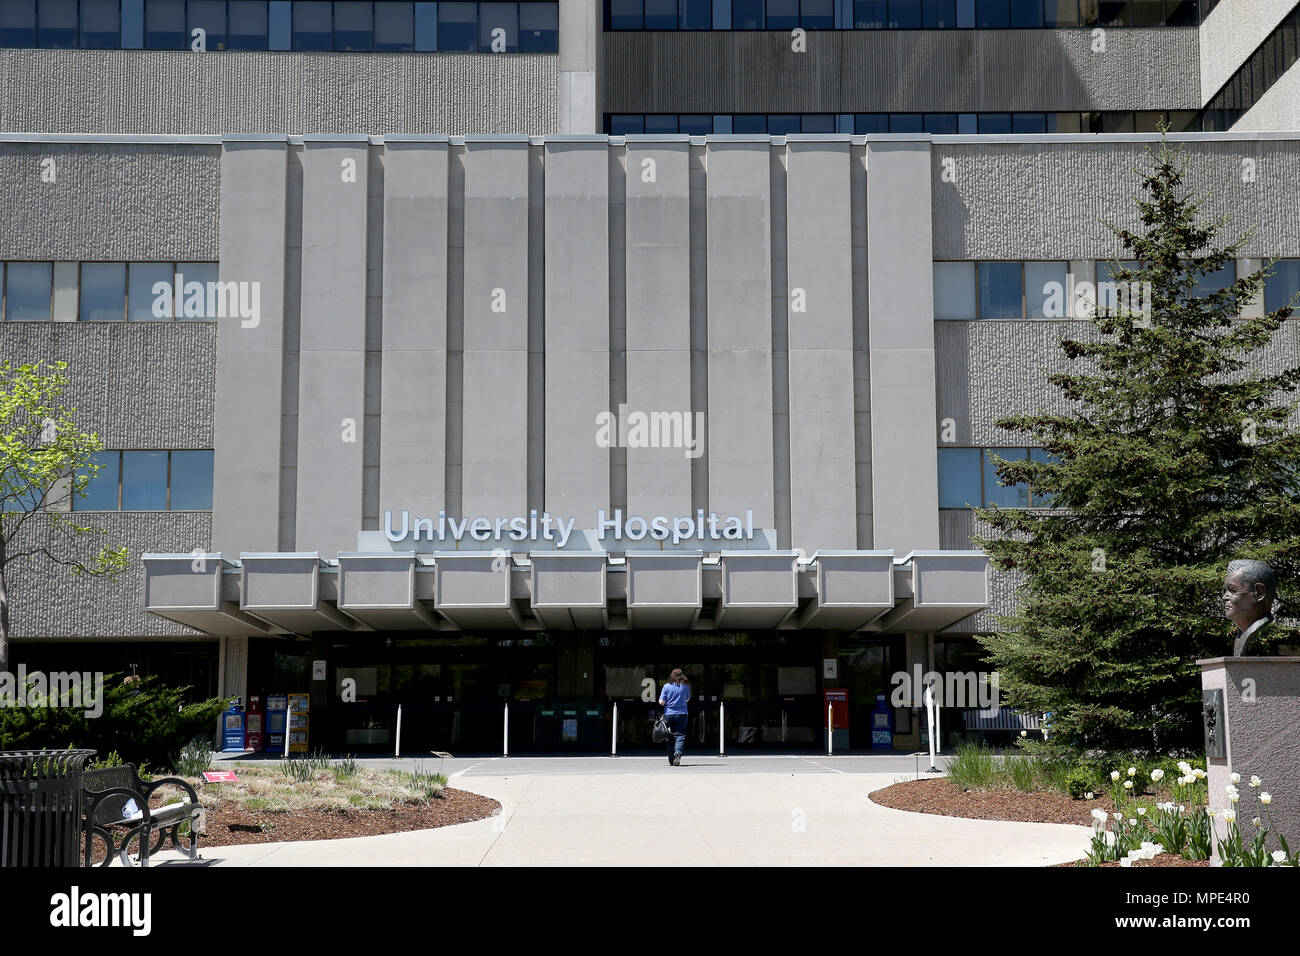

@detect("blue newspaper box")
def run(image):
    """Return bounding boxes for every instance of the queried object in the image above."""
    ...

[870,693,894,750]
[221,701,245,752]
[266,694,289,753]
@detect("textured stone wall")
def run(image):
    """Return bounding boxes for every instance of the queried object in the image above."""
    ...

[0,143,220,261]
[1199,0,1299,102]
[0,50,559,136]
[932,138,1300,260]
[6,512,211,639]
[1235,59,1300,132]
[0,323,217,448]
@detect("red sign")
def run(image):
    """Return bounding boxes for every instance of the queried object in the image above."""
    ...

[202,771,238,783]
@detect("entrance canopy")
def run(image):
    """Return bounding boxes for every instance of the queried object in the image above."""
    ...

[141,549,989,636]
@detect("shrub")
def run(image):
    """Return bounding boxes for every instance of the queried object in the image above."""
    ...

[946,742,1002,790]
[1064,768,1094,800]
[173,737,215,777]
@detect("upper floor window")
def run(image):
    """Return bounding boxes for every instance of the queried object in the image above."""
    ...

[0,261,220,321]
[75,449,214,511]
[1265,259,1300,314]
[939,446,1056,509]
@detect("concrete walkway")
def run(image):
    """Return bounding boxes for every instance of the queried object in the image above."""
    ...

[158,755,1093,866]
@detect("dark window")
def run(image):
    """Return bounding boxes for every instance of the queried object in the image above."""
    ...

[80,0,120,47]
[0,1,38,47]
[77,451,120,511]
[169,451,215,510]
[79,263,126,321]
[122,451,168,510]
[731,0,762,26]
[888,113,923,132]
[888,0,921,27]
[644,0,676,27]
[765,0,796,28]
[128,262,175,320]
[4,261,52,320]
[1012,112,1046,132]
[975,0,1008,27]
[924,113,958,134]
[644,113,677,133]
[768,114,800,135]
[1096,0,1129,25]
[519,1,556,49]
[1042,0,1078,25]
[228,0,268,48]
[1264,260,1300,314]
[678,113,712,134]
[609,114,645,134]
[1130,0,1164,24]
[374,0,412,48]
[1028,448,1056,506]
[853,0,885,26]
[334,1,372,49]
[40,0,78,46]
[977,261,1022,318]
[984,448,1029,507]
[292,0,331,49]
[1190,260,1235,299]
[854,113,889,133]
[414,0,436,47]
[800,113,834,132]
[977,112,1013,133]
[188,0,227,48]
[1009,0,1041,26]
[1166,0,1197,25]
[680,0,710,28]
[732,114,767,133]
[802,0,833,27]
[923,0,955,27]
[438,1,476,49]
[479,2,516,49]
[938,448,981,509]
[610,0,643,28]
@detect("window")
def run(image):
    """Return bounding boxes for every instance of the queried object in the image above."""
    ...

[924,113,958,134]
[189,0,227,48]
[291,0,331,48]
[168,450,215,509]
[800,113,835,132]
[609,0,642,28]
[977,113,1013,134]
[977,261,1022,318]
[1008,0,1041,26]
[802,0,832,27]
[975,0,1009,27]
[732,114,766,133]
[228,0,268,48]
[122,450,169,510]
[174,263,219,318]
[79,263,126,321]
[766,0,796,27]
[888,0,920,28]
[373,1,412,49]
[1043,0,1079,25]
[80,0,120,47]
[77,450,213,511]
[1095,259,1140,315]
[38,0,77,46]
[0,1,38,47]
[933,262,975,320]
[609,113,645,134]
[334,0,372,48]
[853,0,885,27]
[78,451,121,510]
[984,448,1029,507]
[1264,259,1300,314]
[767,114,800,135]
[4,262,52,320]
[1190,259,1235,299]
[128,262,175,320]
[680,0,710,29]
[1029,448,1057,506]
[1025,261,1066,318]
[732,0,763,28]
[145,0,185,47]
[923,0,955,26]
[478,1,516,49]
[678,113,712,134]
[644,113,677,133]
[854,113,889,134]
[1096,0,1130,26]
[938,448,981,509]
[437,1,475,49]
[888,113,923,132]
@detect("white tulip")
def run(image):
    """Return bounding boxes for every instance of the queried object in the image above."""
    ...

[1111,770,1120,782]
[1120,858,1132,867]
[1260,793,1272,805]
[1086,792,1094,800]
[1127,767,1137,777]
[1230,772,1241,784]
[1150,769,1164,782]
[1223,809,1237,823]
[1177,761,1192,774]
[1129,818,1138,826]
[1114,812,1123,820]
[1249,775,1261,788]
[1273,850,1287,864]
[1252,818,1261,828]
[1194,769,1207,779]
[1137,807,1147,816]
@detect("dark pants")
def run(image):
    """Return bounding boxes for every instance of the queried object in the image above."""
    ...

[665,713,688,763]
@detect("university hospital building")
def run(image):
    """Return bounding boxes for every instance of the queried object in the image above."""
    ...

[3,0,1300,752]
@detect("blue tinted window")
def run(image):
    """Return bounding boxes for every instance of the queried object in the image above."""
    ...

[122,451,168,510]
[766,0,796,27]
[1095,0,1128,25]
[129,262,175,320]
[519,1,556,48]
[889,113,922,132]
[975,0,1008,26]
[732,114,766,133]
[39,0,77,45]
[1009,0,1041,25]
[610,0,642,27]
[731,0,761,27]
[609,114,645,134]
[169,451,214,510]
[644,0,677,27]
[77,452,120,511]
[145,0,184,46]
[678,113,712,134]
[800,113,834,132]
[680,0,711,28]
[479,1,515,48]
[978,261,1022,318]
[768,114,800,135]
[334,1,372,49]
[80,0,120,47]
[229,0,268,47]
[1029,448,1057,506]
[1191,259,1235,298]
[5,261,52,320]
[854,113,888,134]
[79,263,126,321]
[801,0,832,26]
[922,0,954,26]
[853,0,885,26]
[924,113,957,134]
[413,0,435,47]
[1264,259,1300,314]
[189,0,227,47]
[1012,112,1046,133]
[645,114,677,134]
[938,448,981,509]
[373,1,412,48]
[1043,0,1078,24]
[888,0,920,27]
[978,113,1013,133]
[0,1,38,47]
[292,0,330,48]
[984,448,1028,508]
[175,263,218,319]
[438,1,475,49]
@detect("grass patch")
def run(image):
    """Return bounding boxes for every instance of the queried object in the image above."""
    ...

[186,762,454,814]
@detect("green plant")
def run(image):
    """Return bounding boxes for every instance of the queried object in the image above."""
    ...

[173,736,215,777]
[332,754,359,782]
[87,749,125,770]
[945,742,1002,790]
[282,757,314,784]
[400,762,449,803]
[1212,777,1300,867]
[1064,768,1094,800]
[1007,754,1038,792]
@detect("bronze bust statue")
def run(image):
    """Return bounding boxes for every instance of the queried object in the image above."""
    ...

[1224,559,1282,656]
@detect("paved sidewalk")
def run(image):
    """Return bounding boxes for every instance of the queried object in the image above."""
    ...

[159,756,1092,867]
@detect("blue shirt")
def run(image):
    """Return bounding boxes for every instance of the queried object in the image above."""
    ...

[660,681,691,715]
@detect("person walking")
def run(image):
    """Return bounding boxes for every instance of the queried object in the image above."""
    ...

[658,668,691,766]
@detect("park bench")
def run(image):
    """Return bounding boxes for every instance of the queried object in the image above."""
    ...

[82,765,202,867]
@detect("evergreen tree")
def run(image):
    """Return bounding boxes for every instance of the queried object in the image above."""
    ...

[974,137,1300,753]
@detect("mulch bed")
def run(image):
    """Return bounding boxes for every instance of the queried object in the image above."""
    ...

[869,777,1210,867]
[197,787,501,847]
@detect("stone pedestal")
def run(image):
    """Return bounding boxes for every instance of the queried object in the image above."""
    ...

[1198,657,1300,865]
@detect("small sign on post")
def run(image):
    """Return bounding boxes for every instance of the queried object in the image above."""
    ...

[202,771,238,783]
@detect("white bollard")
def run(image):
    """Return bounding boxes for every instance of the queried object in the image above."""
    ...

[827,702,833,755]
[503,700,509,758]
[925,680,939,772]
[395,704,402,759]
[719,701,725,756]
[611,701,618,757]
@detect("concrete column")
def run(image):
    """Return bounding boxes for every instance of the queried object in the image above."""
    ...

[786,139,857,552]
[866,140,939,554]
[558,0,601,134]
[213,137,288,555]
[706,141,775,529]
[295,137,369,557]
[462,140,531,518]
[380,139,450,517]
[545,140,610,530]
[625,140,693,518]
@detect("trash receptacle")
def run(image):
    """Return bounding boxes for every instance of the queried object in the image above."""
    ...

[0,749,97,868]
